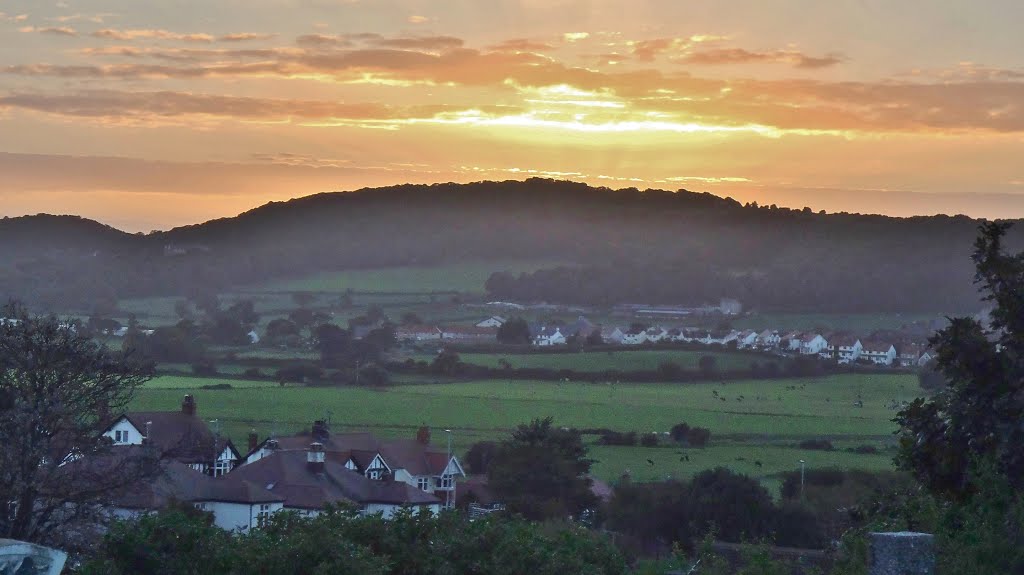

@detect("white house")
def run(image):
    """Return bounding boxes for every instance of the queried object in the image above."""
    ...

[756,330,781,349]
[601,327,625,344]
[475,316,507,328]
[917,348,936,366]
[719,298,743,315]
[781,331,804,351]
[825,335,862,363]
[735,330,759,349]
[247,330,260,345]
[395,325,443,341]
[798,333,829,356]
[533,326,567,346]
[644,327,668,343]
[861,342,897,365]
[621,329,648,345]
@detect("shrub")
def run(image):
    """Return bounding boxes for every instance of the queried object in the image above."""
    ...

[242,367,263,379]
[599,431,638,446]
[199,383,232,390]
[670,423,691,443]
[640,433,659,447]
[798,439,834,451]
[191,360,217,376]
[686,426,711,448]
[849,444,879,455]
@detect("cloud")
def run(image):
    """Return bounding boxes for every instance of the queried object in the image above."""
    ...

[18,25,78,37]
[678,48,844,68]
[407,15,430,24]
[370,35,464,51]
[92,28,215,42]
[487,38,556,52]
[0,12,30,23]
[219,32,276,42]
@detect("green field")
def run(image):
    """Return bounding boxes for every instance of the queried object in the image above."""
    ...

[132,373,920,484]
[243,260,562,294]
[732,312,945,333]
[445,349,764,372]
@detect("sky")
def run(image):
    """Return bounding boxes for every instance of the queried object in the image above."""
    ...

[1,0,1023,231]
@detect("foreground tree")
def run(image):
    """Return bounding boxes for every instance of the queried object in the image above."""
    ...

[488,417,597,521]
[0,304,156,547]
[896,222,1024,498]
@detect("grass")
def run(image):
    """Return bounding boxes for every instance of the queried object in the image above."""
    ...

[732,312,945,332]
[241,259,562,294]
[130,373,921,483]
[444,349,764,372]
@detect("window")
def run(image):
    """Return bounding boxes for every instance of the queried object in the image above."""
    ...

[256,504,272,527]
[417,477,430,491]
[114,430,128,443]
[213,458,232,477]
[367,470,382,480]
[194,502,207,511]
[438,475,453,489]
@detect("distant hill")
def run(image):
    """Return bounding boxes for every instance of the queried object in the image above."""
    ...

[0,179,1013,313]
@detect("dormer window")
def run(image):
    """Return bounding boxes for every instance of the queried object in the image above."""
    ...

[114,430,128,443]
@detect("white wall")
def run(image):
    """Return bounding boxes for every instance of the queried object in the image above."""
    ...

[207,501,284,531]
[105,419,144,445]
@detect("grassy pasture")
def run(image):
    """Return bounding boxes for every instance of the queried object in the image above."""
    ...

[132,373,920,483]
[447,349,764,372]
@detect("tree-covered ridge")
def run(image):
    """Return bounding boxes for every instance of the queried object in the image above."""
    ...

[1,179,1016,312]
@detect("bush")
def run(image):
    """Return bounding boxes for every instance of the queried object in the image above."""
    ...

[798,439,834,451]
[670,422,691,443]
[686,426,711,448]
[599,431,638,446]
[199,383,232,390]
[243,367,263,379]
[640,433,659,448]
[849,444,879,455]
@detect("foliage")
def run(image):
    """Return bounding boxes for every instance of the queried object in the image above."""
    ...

[81,505,628,575]
[497,317,532,345]
[0,303,156,548]
[640,432,659,447]
[896,222,1024,498]
[916,361,946,392]
[698,355,718,376]
[798,439,834,451]
[464,440,499,475]
[488,417,597,521]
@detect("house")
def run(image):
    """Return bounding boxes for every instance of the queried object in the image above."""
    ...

[861,341,897,365]
[735,330,759,349]
[441,326,498,342]
[395,325,443,341]
[601,326,625,344]
[781,331,804,352]
[247,330,260,345]
[644,327,668,343]
[104,458,285,531]
[562,316,597,340]
[700,330,737,346]
[532,326,567,346]
[103,395,240,477]
[756,329,780,349]
[620,328,647,346]
[226,445,441,519]
[797,333,829,356]
[825,334,862,363]
[897,342,927,367]
[243,422,464,508]
[475,316,507,328]
[917,348,936,366]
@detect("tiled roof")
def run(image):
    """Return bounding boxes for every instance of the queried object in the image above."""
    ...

[120,411,218,464]
[228,451,439,509]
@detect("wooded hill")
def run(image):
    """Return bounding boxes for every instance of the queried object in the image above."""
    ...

[1,179,1013,313]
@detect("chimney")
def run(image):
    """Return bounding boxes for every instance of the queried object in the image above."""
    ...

[247,430,259,453]
[307,442,325,473]
[311,420,330,442]
[181,394,196,416]
[265,438,279,451]
[416,426,431,445]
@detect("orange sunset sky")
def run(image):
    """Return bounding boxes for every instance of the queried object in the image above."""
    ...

[1,0,1023,231]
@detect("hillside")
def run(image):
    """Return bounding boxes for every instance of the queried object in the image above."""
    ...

[0,179,1012,313]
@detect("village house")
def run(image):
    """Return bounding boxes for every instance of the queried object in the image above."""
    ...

[897,342,927,367]
[861,341,898,365]
[825,334,862,363]
[395,325,443,342]
[102,395,240,477]
[244,422,464,508]
[475,316,507,328]
[530,325,567,346]
[644,327,668,343]
[735,330,759,349]
[440,325,498,342]
[719,298,743,315]
[601,326,625,344]
[917,348,936,366]
[797,333,829,356]
[620,328,648,345]
[756,329,781,349]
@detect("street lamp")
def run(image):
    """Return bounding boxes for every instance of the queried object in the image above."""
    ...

[799,459,806,502]
[444,429,453,509]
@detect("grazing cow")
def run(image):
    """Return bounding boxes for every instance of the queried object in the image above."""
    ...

[646,459,655,466]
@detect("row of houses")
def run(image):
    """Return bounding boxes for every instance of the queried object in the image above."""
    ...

[97,395,465,531]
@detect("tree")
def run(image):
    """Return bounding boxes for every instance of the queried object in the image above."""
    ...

[488,417,597,521]
[670,422,691,443]
[314,323,352,369]
[400,312,423,325]
[657,361,683,380]
[430,350,462,376]
[496,317,531,345]
[463,441,499,475]
[916,361,947,392]
[585,329,604,346]
[265,318,300,346]
[0,304,157,548]
[896,222,1024,498]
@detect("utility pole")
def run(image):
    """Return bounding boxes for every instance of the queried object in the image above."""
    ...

[799,459,806,502]
[444,429,453,509]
